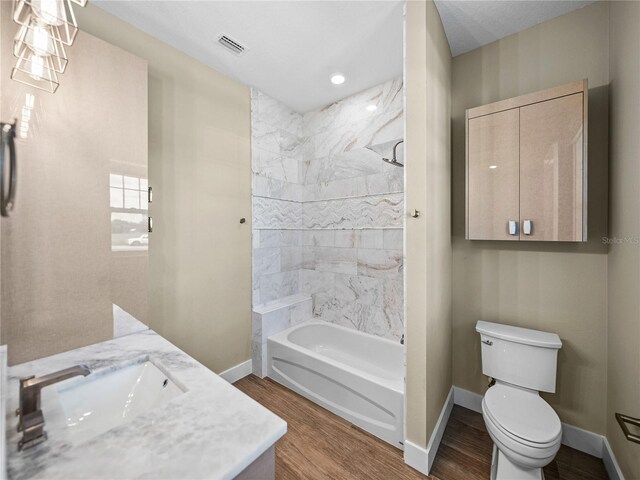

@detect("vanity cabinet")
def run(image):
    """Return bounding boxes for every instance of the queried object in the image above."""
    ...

[466,80,588,241]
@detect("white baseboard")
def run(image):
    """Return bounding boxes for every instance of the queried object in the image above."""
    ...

[426,388,454,471]
[404,387,454,475]
[602,437,624,480]
[561,422,604,458]
[452,385,626,480]
[219,359,252,384]
[453,385,483,413]
[404,440,429,475]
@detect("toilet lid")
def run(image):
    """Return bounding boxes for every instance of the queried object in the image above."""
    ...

[484,385,562,445]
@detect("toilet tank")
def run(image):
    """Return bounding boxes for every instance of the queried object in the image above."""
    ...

[476,321,562,393]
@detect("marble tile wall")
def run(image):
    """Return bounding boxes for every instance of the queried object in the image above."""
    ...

[300,77,404,341]
[251,91,305,306]
[252,294,312,377]
[252,77,404,341]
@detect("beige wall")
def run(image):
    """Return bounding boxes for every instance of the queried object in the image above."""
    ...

[111,254,148,326]
[0,2,148,365]
[452,1,610,434]
[607,1,640,477]
[76,5,252,374]
[405,0,452,450]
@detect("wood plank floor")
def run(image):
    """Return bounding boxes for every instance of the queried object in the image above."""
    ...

[431,404,609,480]
[234,375,608,480]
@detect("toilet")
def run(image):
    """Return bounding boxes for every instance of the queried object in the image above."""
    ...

[476,321,563,480]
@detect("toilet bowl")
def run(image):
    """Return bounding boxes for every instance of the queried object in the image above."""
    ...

[475,321,563,480]
[482,383,562,479]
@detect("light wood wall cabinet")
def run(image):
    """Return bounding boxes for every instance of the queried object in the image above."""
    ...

[466,80,588,241]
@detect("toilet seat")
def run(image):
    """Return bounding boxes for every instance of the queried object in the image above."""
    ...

[484,405,561,450]
[482,384,562,470]
[483,384,562,446]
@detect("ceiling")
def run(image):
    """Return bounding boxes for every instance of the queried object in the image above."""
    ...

[94,0,597,112]
[434,0,598,57]
[93,1,404,113]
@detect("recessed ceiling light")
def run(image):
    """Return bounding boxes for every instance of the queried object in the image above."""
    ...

[489,165,497,169]
[366,104,377,112]
[330,73,345,85]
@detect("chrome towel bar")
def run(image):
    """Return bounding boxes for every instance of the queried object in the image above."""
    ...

[616,412,640,444]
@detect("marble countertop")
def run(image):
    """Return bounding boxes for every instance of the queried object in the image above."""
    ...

[4,331,286,480]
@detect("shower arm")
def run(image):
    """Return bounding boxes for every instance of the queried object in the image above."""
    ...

[393,140,404,161]
[382,139,404,167]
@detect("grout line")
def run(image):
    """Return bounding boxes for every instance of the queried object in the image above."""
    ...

[252,190,404,203]
[253,227,402,230]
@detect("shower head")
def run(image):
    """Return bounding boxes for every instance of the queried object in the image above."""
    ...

[382,140,404,168]
[382,157,404,167]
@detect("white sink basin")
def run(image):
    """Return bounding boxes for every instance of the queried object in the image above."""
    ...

[46,360,185,444]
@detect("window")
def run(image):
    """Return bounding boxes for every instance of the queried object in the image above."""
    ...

[110,174,148,210]
[110,174,148,251]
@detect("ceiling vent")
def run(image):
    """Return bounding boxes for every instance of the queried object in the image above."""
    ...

[217,35,247,56]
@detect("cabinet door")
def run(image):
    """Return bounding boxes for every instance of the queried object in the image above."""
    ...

[467,109,520,240]
[519,93,584,241]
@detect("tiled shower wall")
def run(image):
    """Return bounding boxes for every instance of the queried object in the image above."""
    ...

[251,91,305,305]
[252,77,404,340]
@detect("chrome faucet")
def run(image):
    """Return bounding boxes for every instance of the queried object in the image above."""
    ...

[17,365,91,450]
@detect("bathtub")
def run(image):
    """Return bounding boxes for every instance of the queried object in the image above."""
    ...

[267,321,404,448]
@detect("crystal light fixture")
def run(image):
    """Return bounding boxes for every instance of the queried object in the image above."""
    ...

[13,0,86,47]
[10,0,87,93]
[11,43,60,93]
[16,92,41,139]
[13,14,68,73]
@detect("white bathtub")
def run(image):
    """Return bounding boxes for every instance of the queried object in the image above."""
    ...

[267,321,404,448]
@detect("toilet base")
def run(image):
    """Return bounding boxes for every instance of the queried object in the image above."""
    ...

[491,445,545,480]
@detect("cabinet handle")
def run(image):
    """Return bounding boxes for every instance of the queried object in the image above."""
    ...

[508,220,518,236]
[0,121,17,217]
[523,219,533,235]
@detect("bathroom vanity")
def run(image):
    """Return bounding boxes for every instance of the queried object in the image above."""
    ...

[3,332,286,480]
